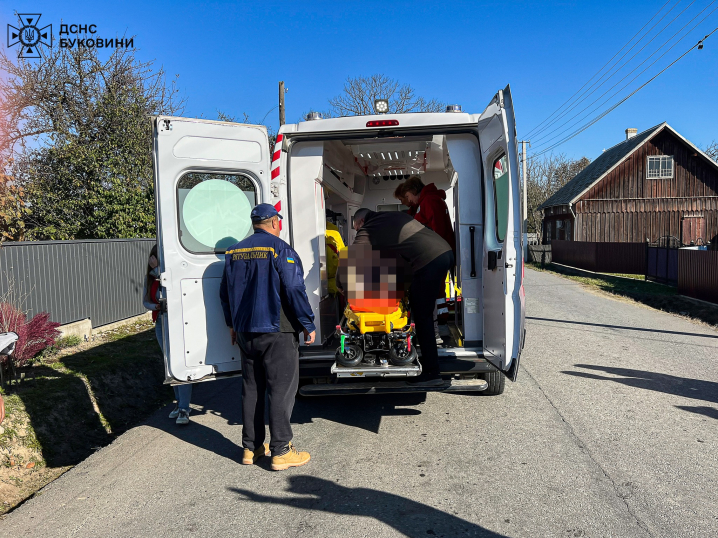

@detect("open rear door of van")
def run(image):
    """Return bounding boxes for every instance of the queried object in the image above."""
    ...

[152,117,270,383]
[478,86,525,381]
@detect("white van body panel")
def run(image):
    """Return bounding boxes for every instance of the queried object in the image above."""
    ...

[294,112,476,133]
[287,142,327,339]
[445,134,483,345]
[153,86,524,384]
[478,88,523,377]
[152,117,270,382]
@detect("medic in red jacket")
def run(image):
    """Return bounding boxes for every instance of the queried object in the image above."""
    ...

[395,177,456,254]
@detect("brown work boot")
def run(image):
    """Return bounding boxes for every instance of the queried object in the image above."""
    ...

[270,443,311,471]
[241,443,270,465]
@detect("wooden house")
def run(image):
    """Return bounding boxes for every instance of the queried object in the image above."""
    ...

[540,123,718,247]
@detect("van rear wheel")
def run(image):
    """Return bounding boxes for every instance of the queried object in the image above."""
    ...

[482,370,505,395]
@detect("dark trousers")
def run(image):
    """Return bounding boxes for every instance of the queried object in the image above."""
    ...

[409,251,454,377]
[237,331,299,456]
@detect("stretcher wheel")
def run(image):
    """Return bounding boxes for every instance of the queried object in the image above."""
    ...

[389,342,417,366]
[336,344,363,367]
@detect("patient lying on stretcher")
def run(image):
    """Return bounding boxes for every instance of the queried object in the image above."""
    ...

[334,245,416,367]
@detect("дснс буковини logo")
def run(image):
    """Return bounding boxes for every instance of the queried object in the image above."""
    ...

[7,13,52,58]
[8,15,134,53]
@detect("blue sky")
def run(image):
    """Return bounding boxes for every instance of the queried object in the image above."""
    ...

[1,0,716,160]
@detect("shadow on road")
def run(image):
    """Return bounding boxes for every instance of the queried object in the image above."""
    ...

[192,378,425,433]
[674,405,718,420]
[148,379,426,463]
[12,330,169,468]
[563,364,718,408]
[527,316,718,339]
[291,392,424,433]
[229,476,508,537]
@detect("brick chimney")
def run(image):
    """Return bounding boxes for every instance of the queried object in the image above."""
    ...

[625,128,638,140]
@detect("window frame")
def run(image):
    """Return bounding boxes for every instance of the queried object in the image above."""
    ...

[647,155,674,179]
[175,169,261,256]
[492,153,510,243]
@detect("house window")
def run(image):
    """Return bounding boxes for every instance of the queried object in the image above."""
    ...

[647,155,673,179]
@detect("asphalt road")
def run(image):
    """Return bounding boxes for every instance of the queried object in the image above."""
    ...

[2,268,717,538]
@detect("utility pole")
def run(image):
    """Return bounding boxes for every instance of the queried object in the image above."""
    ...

[520,140,530,262]
[279,81,286,126]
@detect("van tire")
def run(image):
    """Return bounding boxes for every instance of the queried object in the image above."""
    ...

[482,370,505,395]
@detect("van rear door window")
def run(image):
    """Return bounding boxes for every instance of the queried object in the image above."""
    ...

[493,155,509,242]
[177,172,257,254]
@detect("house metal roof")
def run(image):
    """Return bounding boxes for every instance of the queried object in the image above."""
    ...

[539,123,665,209]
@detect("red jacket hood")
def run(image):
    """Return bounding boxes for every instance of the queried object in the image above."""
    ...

[419,183,446,203]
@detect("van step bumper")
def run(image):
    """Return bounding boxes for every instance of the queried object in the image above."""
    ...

[299,347,494,378]
[331,361,421,378]
[298,378,488,396]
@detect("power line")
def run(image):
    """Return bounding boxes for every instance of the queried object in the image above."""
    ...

[529,25,718,159]
[530,0,695,141]
[532,1,715,148]
[532,9,717,153]
[524,0,673,138]
[261,105,279,124]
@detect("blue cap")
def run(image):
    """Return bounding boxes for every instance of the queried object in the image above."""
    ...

[250,203,283,223]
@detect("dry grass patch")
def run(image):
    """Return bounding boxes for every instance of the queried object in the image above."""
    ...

[528,262,718,329]
[0,319,171,515]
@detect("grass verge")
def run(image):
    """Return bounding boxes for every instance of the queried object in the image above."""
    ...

[0,319,172,515]
[529,262,718,328]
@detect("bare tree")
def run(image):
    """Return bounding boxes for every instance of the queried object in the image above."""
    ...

[217,110,250,124]
[324,74,444,118]
[525,154,591,239]
[216,110,276,148]
[704,140,718,162]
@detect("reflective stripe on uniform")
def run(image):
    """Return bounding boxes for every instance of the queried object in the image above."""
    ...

[226,246,278,258]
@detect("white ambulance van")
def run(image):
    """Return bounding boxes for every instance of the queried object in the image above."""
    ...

[152,85,525,396]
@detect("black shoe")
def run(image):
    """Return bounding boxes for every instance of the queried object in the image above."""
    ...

[407,374,446,387]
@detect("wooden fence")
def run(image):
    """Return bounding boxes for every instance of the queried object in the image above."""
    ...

[539,242,718,305]
[646,247,678,285]
[528,245,552,265]
[551,241,647,274]
[679,249,718,304]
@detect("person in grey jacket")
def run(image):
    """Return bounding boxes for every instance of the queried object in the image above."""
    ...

[346,209,453,386]
[143,245,192,425]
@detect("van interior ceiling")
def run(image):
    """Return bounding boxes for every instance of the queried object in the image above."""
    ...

[297,135,458,243]
[288,134,468,349]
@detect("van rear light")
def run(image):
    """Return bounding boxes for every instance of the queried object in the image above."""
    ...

[366,119,399,127]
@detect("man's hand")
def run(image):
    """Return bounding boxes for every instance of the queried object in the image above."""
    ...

[303,330,316,345]
[230,328,236,346]
[0,394,5,425]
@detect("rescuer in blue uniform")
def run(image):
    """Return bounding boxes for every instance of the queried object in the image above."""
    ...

[220,203,315,471]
